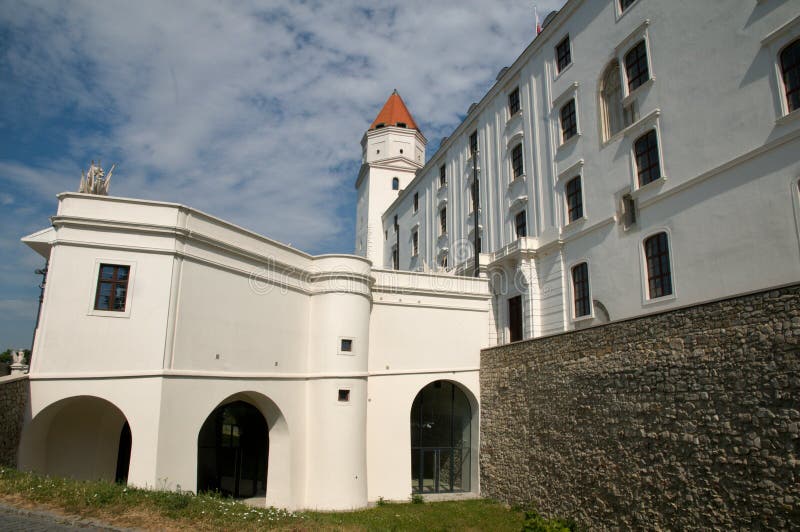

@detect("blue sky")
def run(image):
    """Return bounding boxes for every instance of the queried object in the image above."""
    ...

[0,0,565,349]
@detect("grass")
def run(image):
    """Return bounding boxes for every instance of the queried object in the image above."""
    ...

[0,467,549,530]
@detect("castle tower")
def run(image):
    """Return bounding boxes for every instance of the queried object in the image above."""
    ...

[354,90,426,267]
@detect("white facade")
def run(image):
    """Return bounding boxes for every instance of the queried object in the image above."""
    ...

[18,0,800,511]
[374,0,800,342]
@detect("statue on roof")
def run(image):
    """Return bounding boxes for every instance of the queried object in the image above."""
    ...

[79,160,115,195]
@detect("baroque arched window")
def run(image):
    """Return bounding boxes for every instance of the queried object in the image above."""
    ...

[391,177,399,190]
[780,38,800,113]
[600,61,624,139]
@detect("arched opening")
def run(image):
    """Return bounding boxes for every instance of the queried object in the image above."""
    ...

[19,396,131,482]
[197,400,268,499]
[410,380,472,494]
[392,177,400,190]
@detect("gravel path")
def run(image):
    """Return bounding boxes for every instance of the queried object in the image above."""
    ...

[0,502,133,531]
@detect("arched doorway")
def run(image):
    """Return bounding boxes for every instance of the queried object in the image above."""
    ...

[410,380,472,494]
[197,400,268,498]
[18,396,131,482]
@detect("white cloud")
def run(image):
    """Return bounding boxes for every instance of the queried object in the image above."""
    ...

[0,0,565,252]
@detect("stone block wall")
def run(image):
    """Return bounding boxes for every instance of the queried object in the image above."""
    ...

[0,375,28,467]
[481,284,800,530]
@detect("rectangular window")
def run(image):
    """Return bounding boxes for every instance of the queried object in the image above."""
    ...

[508,87,520,115]
[634,130,661,186]
[781,40,800,113]
[572,262,591,317]
[515,211,527,238]
[508,295,523,342]
[413,192,419,213]
[439,164,447,188]
[94,264,130,311]
[560,99,577,142]
[440,207,447,234]
[477,236,482,253]
[412,230,419,256]
[556,35,571,73]
[565,176,583,222]
[625,40,650,92]
[622,193,636,229]
[645,232,673,298]
[511,143,524,178]
[340,338,353,352]
[469,130,478,155]
[392,246,399,270]
[338,389,350,402]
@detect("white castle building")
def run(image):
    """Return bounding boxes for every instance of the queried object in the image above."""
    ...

[17,0,800,510]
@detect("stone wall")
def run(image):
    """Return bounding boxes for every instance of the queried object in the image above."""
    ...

[0,375,28,467]
[480,284,800,530]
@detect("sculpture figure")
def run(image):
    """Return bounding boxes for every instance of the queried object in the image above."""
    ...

[78,160,115,195]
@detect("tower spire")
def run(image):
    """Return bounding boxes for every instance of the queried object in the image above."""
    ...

[370,90,419,132]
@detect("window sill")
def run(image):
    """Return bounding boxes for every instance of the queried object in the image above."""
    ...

[642,293,677,307]
[622,77,654,107]
[87,308,132,319]
[506,109,523,126]
[563,216,587,232]
[776,108,800,126]
[632,175,667,197]
[508,173,526,188]
[571,313,594,324]
[558,132,581,151]
[553,61,574,82]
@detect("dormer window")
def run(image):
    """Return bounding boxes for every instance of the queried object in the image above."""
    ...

[396,122,407,128]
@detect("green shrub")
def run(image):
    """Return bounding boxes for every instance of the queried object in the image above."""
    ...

[521,508,578,532]
[411,493,425,504]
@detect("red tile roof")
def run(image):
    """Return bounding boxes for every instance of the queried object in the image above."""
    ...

[369,90,419,132]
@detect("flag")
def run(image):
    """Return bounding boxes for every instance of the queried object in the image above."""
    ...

[534,4,542,35]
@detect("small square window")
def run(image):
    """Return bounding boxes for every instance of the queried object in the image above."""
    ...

[338,389,350,402]
[340,338,353,352]
[556,35,571,73]
[94,264,130,312]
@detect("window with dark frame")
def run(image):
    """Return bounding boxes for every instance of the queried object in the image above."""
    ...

[515,210,527,238]
[413,192,419,212]
[634,130,661,186]
[469,130,478,155]
[511,143,524,178]
[338,389,350,402]
[781,39,800,113]
[392,177,399,190]
[508,295,523,342]
[556,35,571,73]
[340,338,353,352]
[644,232,673,298]
[560,99,577,142]
[94,264,130,312]
[565,176,583,222]
[572,262,591,318]
[625,40,650,92]
[619,0,636,11]
[439,164,447,188]
[412,230,419,256]
[440,207,447,234]
[508,87,520,115]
